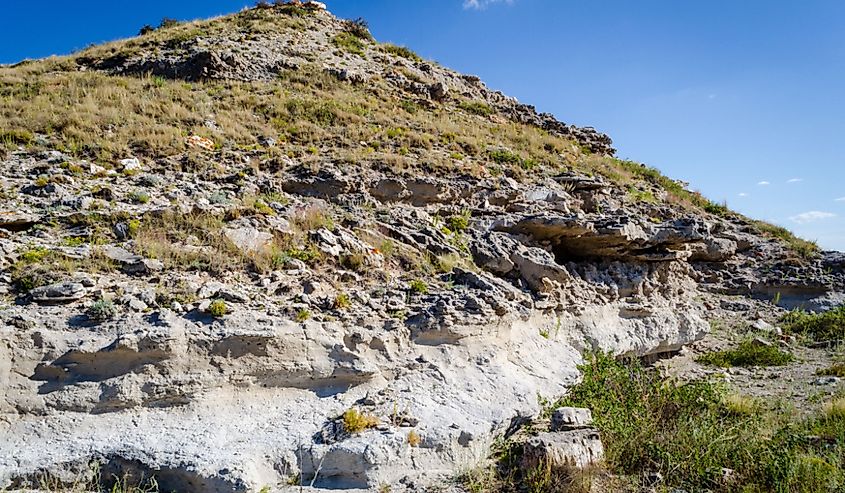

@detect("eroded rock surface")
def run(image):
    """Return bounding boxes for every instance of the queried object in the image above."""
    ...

[1,3,843,493]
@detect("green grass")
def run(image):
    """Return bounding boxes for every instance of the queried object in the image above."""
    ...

[333,32,367,56]
[782,306,845,341]
[697,339,794,367]
[549,353,845,493]
[753,220,820,259]
[459,100,495,117]
[817,363,845,377]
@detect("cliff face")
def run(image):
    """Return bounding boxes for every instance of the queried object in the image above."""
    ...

[0,3,842,491]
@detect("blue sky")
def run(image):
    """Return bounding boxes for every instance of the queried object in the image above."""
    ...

[2,1,844,250]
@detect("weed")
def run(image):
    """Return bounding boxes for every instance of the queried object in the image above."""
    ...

[409,279,428,294]
[697,339,793,367]
[342,408,379,434]
[817,363,845,377]
[382,44,422,61]
[296,308,311,322]
[782,306,845,341]
[208,299,228,317]
[407,430,422,447]
[459,100,494,117]
[87,298,118,322]
[334,293,351,310]
[333,32,366,56]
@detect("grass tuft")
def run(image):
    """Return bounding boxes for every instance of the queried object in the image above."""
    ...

[697,339,794,367]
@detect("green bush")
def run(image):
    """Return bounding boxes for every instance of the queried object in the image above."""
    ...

[697,339,794,367]
[549,353,845,493]
[459,100,494,117]
[382,44,422,61]
[782,306,845,341]
[753,220,819,259]
[341,17,372,40]
[409,279,428,294]
[208,299,228,317]
[87,298,118,322]
[332,32,366,55]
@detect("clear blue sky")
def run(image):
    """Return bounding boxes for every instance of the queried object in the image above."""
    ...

[2,1,844,251]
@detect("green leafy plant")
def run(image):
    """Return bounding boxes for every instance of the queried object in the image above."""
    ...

[208,299,228,318]
[697,339,793,367]
[87,298,118,322]
[409,279,428,294]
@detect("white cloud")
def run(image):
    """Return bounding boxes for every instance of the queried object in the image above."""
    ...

[463,0,514,9]
[787,178,803,183]
[789,211,837,224]
[836,197,845,202]
[757,181,770,186]
[738,192,749,197]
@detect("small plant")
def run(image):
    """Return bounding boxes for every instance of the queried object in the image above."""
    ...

[296,308,311,322]
[409,279,428,295]
[781,306,845,341]
[342,408,379,434]
[817,363,845,377]
[448,211,471,232]
[340,252,366,272]
[138,24,155,36]
[341,17,372,40]
[333,32,366,56]
[208,299,228,318]
[697,339,793,367]
[334,293,351,310]
[459,100,494,117]
[703,200,731,216]
[407,430,422,447]
[823,397,845,420]
[128,190,151,204]
[382,43,422,61]
[87,298,118,322]
[158,17,180,29]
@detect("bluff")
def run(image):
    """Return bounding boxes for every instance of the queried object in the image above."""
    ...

[0,2,843,491]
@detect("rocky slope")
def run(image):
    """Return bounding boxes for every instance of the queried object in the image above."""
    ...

[1,2,843,492]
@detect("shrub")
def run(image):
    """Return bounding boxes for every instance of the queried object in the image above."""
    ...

[87,298,118,322]
[547,353,845,492]
[488,149,523,167]
[333,32,366,56]
[296,308,311,322]
[334,293,351,310]
[0,129,35,146]
[382,44,422,61]
[817,363,845,377]
[208,299,228,317]
[409,279,428,294]
[341,17,372,40]
[697,339,793,367]
[407,430,422,447]
[138,25,155,36]
[752,220,819,259]
[128,190,150,204]
[448,211,470,232]
[342,408,379,434]
[703,200,731,216]
[459,100,494,117]
[781,306,845,341]
[158,17,180,29]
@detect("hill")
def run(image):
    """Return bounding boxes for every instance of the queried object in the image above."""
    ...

[1,2,844,492]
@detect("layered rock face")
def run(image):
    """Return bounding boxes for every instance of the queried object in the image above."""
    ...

[0,3,842,492]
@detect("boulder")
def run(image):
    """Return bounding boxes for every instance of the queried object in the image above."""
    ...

[550,407,594,431]
[522,429,605,469]
[30,282,86,304]
[224,227,273,254]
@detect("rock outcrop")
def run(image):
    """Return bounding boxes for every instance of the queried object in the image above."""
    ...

[0,3,843,492]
